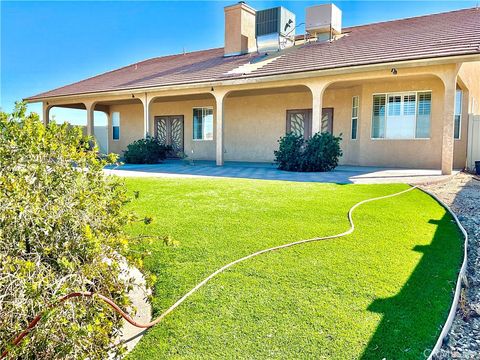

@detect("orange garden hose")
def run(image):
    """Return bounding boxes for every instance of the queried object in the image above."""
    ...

[1,186,418,359]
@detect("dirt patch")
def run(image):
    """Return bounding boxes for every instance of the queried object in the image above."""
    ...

[421,173,480,359]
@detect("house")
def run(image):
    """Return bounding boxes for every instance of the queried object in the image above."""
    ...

[25,3,480,175]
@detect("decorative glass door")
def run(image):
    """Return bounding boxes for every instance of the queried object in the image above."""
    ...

[286,108,334,138]
[286,109,312,139]
[154,115,184,156]
[321,108,334,134]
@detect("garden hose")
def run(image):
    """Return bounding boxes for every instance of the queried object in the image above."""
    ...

[1,186,418,359]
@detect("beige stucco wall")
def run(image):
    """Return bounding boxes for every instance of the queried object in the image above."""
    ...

[42,60,480,170]
[223,91,310,162]
[108,102,144,155]
[458,61,480,170]
[149,98,217,160]
[459,61,480,115]
[455,61,480,169]
[356,77,445,169]
[104,75,463,169]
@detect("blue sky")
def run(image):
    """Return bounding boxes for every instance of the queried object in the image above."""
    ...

[1,0,477,125]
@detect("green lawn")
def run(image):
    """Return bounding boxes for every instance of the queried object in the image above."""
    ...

[123,178,462,359]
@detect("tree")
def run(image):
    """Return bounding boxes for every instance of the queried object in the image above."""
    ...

[0,102,137,359]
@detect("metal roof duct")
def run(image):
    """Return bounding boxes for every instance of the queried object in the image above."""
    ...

[306,4,342,41]
[255,6,296,53]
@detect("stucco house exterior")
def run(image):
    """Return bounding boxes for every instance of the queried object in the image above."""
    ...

[26,3,480,175]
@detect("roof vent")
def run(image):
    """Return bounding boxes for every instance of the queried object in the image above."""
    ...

[255,6,296,53]
[305,4,342,41]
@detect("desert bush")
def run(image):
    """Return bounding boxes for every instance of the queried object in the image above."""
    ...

[274,132,343,172]
[273,132,305,171]
[123,136,171,164]
[301,132,343,172]
[0,102,137,359]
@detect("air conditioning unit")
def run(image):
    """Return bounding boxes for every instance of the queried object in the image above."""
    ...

[255,6,296,53]
[306,4,342,38]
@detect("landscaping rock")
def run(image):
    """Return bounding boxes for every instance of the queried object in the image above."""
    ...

[421,173,480,359]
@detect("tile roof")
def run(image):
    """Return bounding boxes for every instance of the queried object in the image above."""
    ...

[27,7,480,101]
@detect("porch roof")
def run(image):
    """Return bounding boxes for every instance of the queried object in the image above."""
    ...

[26,7,480,101]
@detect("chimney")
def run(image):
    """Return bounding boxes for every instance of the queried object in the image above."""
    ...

[224,2,256,57]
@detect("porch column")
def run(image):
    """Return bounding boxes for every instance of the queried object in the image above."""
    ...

[214,90,227,166]
[42,102,51,126]
[308,82,328,134]
[85,102,95,136]
[142,93,150,138]
[441,75,457,175]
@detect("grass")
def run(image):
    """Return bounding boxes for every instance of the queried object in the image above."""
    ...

[123,177,463,359]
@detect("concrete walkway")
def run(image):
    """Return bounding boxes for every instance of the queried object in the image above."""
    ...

[104,160,456,184]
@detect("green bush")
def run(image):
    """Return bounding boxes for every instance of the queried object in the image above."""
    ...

[0,102,138,359]
[273,132,304,171]
[274,132,343,172]
[302,132,343,172]
[123,136,171,164]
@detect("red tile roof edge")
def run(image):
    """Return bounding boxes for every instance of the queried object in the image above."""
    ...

[25,6,480,101]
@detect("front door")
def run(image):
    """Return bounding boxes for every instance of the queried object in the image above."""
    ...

[286,108,334,138]
[154,115,184,157]
[286,109,312,139]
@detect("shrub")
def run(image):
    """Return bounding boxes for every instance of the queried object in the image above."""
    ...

[0,102,137,359]
[273,132,305,171]
[274,132,343,172]
[123,136,171,164]
[302,132,343,172]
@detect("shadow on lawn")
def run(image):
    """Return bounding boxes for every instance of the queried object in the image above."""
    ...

[360,214,463,359]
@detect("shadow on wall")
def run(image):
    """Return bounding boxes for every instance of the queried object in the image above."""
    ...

[360,213,463,359]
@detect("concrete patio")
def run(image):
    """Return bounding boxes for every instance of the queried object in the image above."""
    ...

[104,160,457,184]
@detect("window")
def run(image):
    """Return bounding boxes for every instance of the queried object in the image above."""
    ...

[416,92,431,138]
[371,91,431,139]
[372,95,386,139]
[193,108,213,140]
[454,90,462,140]
[112,112,120,140]
[351,96,359,140]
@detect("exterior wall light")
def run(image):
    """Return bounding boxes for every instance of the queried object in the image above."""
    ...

[391,68,398,75]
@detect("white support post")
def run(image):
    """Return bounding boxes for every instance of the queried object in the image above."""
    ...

[214,91,227,166]
[42,102,51,126]
[309,82,328,134]
[86,102,95,136]
[142,93,150,139]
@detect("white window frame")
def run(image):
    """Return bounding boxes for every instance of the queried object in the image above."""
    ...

[351,96,359,140]
[371,90,432,140]
[454,89,462,140]
[192,107,214,141]
[112,112,120,141]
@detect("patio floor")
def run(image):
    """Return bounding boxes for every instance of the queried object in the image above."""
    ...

[104,160,457,184]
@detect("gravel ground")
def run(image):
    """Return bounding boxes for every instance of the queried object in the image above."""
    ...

[420,173,480,359]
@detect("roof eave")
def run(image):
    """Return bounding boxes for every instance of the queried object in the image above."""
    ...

[24,52,480,103]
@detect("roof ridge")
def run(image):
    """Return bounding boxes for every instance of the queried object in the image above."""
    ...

[343,6,478,32]
[24,6,480,101]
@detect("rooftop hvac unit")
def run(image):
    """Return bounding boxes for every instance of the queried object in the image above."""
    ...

[255,6,296,53]
[306,3,342,39]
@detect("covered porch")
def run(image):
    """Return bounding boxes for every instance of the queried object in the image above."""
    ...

[40,62,470,175]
